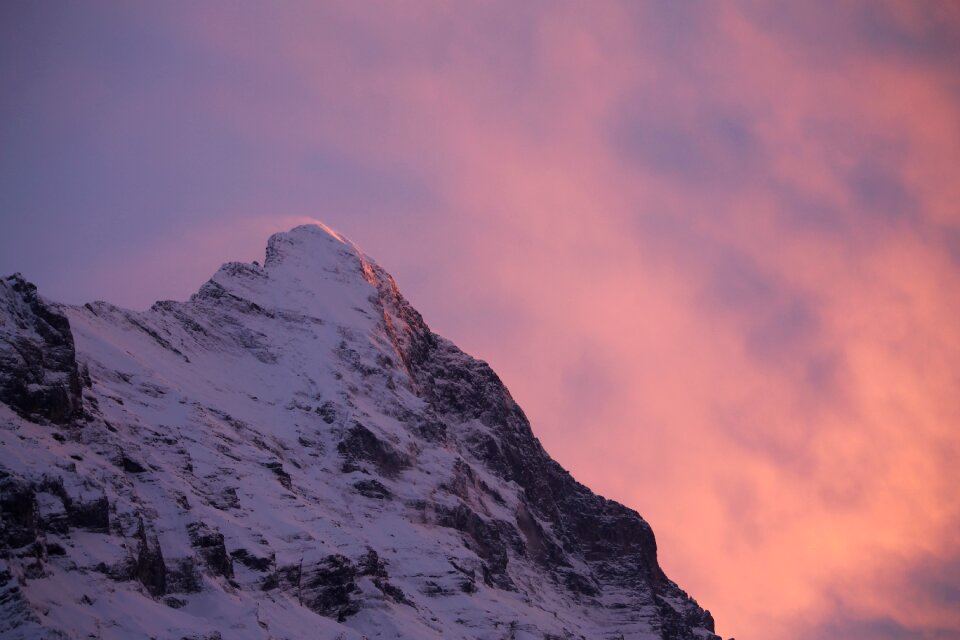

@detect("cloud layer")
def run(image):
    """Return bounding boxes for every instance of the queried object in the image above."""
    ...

[3,2,959,638]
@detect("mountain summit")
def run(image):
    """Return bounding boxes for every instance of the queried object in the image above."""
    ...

[0,224,719,640]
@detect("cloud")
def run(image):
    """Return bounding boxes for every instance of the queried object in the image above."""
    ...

[2,3,959,640]
[809,614,960,640]
[614,105,762,188]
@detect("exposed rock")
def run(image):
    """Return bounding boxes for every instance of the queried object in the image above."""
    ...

[353,478,392,500]
[356,547,413,606]
[337,422,410,477]
[188,522,233,579]
[230,548,273,572]
[210,487,240,511]
[181,632,222,640]
[0,478,38,550]
[0,274,82,424]
[432,502,518,590]
[166,557,203,594]
[356,547,387,578]
[281,554,360,622]
[316,401,338,424]
[67,495,110,533]
[121,454,148,474]
[262,460,292,490]
[134,520,166,597]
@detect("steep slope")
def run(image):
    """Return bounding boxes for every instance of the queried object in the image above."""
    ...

[0,224,718,640]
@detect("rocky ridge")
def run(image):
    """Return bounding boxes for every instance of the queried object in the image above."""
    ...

[0,224,718,639]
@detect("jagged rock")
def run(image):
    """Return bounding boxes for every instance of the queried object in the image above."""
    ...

[560,568,599,596]
[26,476,110,535]
[358,548,414,607]
[35,487,69,535]
[67,495,109,533]
[262,460,292,490]
[210,487,240,511]
[188,523,233,578]
[432,502,519,590]
[356,548,387,578]
[134,520,166,597]
[514,500,569,570]
[353,478,392,499]
[0,274,82,424]
[167,557,203,594]
[0,479,38,550]
[230,548,273,572]
[316,401,338,424]
[337,422,410,477]
[280,554,360,622]
[412,416,447,443]
[121,454,149,474]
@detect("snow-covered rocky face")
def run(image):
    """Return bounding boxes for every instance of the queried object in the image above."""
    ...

[0,224,718,640]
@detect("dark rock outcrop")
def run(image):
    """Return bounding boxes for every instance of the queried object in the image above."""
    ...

[262,460,292,490]
[0,475,110,555]
[230,548,273,573]
[0,274,82,424]
[353,478,392,500]
[134,520,167,597]
[432,502,518,590]
[188,523,233,579]
[0,478,38,551]
[279,554,360,622]
[337,422,410,477]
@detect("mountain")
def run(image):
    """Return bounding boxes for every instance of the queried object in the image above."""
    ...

[0,224,719,640]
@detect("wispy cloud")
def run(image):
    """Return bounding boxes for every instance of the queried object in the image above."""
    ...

[2,2,958,638]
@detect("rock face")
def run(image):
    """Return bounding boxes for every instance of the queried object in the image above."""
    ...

[0,224,718,640]
[0,274,82,424]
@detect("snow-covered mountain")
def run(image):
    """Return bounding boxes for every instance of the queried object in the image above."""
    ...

[0,224,719,640]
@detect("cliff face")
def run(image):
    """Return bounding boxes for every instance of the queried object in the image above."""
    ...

[0,224,717,640]
[0,274,82,425]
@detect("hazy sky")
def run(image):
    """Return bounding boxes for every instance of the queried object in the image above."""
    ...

[3,2,960,638]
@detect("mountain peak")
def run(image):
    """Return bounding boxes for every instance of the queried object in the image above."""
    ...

[264,222,366,269]
[0,225,719,640]
[196,223,387,329]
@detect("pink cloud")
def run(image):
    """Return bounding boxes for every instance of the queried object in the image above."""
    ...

[4,2,959,638]
[164,5,960,637]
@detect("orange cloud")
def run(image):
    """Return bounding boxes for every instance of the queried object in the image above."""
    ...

[5,2,958,638]
[169,4,960,637]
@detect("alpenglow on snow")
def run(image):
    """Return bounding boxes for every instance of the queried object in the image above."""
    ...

[0,224,719,640]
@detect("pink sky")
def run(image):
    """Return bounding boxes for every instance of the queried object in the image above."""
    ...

[2,2,960,638]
